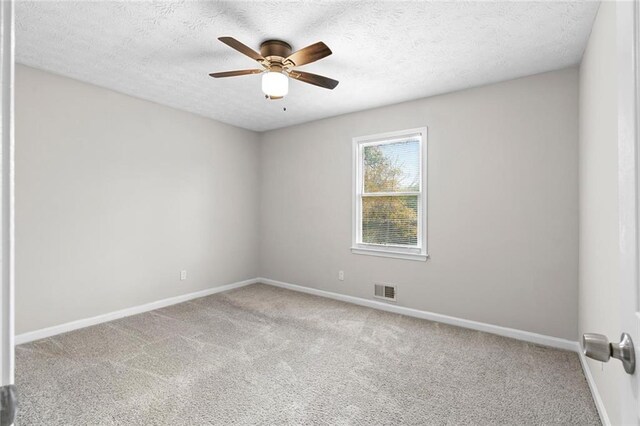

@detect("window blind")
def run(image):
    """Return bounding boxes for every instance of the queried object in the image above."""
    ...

[361,139,420,247]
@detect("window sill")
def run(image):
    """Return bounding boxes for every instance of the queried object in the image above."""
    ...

[350,247,429,262]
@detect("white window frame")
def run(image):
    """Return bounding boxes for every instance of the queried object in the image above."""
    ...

[351,127,428,261]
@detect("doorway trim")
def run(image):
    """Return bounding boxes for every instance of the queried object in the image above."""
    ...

[0,0,15,390]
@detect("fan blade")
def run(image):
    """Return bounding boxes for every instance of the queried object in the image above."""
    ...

[209,69,263,78]
[218,37,265,62]
[289,70,339,90]
[285,41,332,66]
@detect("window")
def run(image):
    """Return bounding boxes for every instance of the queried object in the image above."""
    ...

[352,128,428,261]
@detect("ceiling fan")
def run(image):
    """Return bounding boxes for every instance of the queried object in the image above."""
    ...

[209,37,339,100]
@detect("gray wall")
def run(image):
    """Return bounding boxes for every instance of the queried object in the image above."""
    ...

[16,64,581,342]
[259,68,579,340]
[16,65,260,334]
[577,3,621,424]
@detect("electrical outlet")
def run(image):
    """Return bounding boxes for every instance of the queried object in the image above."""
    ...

[338,270,344,281]
[180,270,187,281]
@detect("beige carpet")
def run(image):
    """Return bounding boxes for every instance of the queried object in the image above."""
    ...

[16,283,599,425]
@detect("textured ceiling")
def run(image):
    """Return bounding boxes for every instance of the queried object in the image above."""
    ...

[16,1,599,132]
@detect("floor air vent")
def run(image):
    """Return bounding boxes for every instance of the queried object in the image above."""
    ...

[374,284,397,301]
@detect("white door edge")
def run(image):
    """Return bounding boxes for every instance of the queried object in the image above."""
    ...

[0,0,14,388]
[617,0,640,423]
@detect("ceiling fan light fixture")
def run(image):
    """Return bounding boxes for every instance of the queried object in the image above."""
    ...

[210,37,338,96]
[262,71,288,98]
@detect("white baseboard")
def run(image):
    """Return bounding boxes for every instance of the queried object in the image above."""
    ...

[15,278,258,345]
[578,348,611,426]
[17,276,579,352]
[258,277,578,352]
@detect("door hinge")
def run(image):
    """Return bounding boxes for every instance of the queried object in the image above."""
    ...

[0,385,16,426]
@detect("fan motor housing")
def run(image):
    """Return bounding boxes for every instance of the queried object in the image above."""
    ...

[260,40,292,62]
